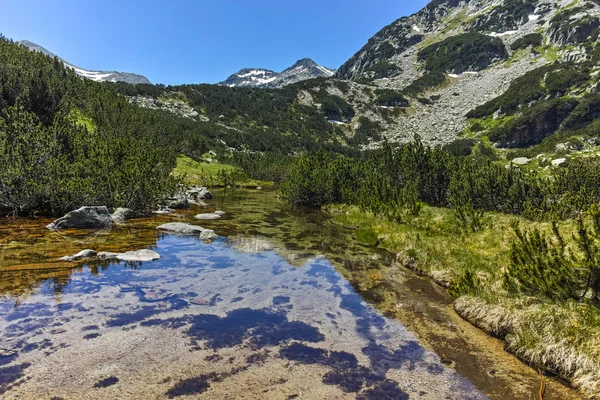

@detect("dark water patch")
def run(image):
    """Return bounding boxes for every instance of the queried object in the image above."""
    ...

[0,362,31,394]
[246,350,270,364]
[21,339,52,353]
[231,297,243,303]
[362,340,434,375]
[94,376,119,388]
[356,380,409,400]
[5,317,54,338]
[81,325,99,331]
[5,303,53,321]
[209,294,222,306]
[166,366,248,399]
[83,333,101,340]
[168,298,189,310]
[186,308,323,350]
[206,255,237,269]
[280,343,383,393]
[307,263,341,285]
[272,296,290,305]
[0,353,17,366]
[56,303,73,311]
[106,306,163,327]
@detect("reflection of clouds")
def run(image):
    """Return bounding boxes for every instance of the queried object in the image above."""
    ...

[229,236,275,254]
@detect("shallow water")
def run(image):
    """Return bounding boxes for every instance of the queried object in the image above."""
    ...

[0,190,580,399]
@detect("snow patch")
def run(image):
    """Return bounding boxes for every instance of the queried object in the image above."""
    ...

[412,25,421,32]
[488,30,519,37]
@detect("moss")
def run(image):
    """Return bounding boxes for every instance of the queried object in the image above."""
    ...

[355,227,379,246]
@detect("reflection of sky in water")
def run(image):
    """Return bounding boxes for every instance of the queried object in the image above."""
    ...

[0,234,487,399]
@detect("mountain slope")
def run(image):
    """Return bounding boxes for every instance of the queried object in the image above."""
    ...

[18,40,151,84]
[322,0,600,151]
[219,58,334,88]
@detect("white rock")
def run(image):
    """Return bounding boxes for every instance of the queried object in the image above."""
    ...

[512,157,531,165]
[116,249,160,262]
[195,213,221,220]
[552,158,567,167]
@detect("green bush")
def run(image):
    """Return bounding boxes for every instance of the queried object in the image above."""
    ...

[510,33,543,51]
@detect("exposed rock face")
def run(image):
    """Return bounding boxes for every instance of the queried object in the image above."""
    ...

[18,40,151,84]
[47,206,113,230]
[219,58,335,88]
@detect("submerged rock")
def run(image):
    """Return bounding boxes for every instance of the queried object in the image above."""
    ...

[59,249,97,261]
[157,222,218,240]
[195,213,221,220]
[47,206,113,230]
[153,206,175,215]
[214,210,226,216]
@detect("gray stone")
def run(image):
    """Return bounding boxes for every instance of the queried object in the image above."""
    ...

[214,210,226,216]
[188,186,212,200]
[157,222,209,235]
[195,213,221,220]
[111,208,138,222]
[552,158,567,167]
[47,206,113,230]
[59,249,97,261]
[199,229,219,240]
[116,249,160,262]
[166,193,189,209]
[511,157,531,165]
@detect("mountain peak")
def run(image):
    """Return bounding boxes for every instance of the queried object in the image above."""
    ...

[18,40,151,85]
[219,58,335,88]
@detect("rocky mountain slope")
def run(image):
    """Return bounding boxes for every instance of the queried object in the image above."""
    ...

[18,40,151,84]
[219,58,334,88]
[315,0,600,151]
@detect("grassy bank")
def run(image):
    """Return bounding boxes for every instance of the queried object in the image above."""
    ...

[326,204,600,399]
[172,155,275,189]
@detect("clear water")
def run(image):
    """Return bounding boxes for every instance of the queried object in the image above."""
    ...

[0,190,579,399]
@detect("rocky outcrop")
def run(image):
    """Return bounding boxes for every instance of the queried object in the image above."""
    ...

[47,206,113,230]
[127,96,203,120]
[166,193,189,209]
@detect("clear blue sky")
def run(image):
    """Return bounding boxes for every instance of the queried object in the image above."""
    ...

[0,0,429,85]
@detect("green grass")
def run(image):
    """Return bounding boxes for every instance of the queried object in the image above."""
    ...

[71,109,96,133]
[172,155,274,189]
[326,204,600,397]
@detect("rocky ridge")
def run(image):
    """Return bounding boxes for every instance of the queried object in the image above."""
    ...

[18,40,151,84]
[219,58,334,88]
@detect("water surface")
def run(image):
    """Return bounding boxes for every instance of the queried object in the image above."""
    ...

[0,190,579,399]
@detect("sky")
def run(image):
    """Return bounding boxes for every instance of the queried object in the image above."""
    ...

[0,0,429,85]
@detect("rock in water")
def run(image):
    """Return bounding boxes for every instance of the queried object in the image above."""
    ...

[166,193,189,209]
[157,222,218,240]
[199,230,219,240]
[47,206,113,230]
[111,208,138,222]
[116,249,160,262]
[214,210,226,216]
[187,186,212,200]
[195,213,221,220]
[59,249,97,261]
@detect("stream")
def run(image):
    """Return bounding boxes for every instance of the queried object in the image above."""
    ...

[0,190,580,399]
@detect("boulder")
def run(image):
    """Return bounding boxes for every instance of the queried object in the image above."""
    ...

[111,208,138,222]
[47,206,113,230]
[511,157,531,165]
[157,222,210,234]
[188,186,212,200]
[199,230,219,240]
[166,193,189,209]
[552,158,567,167]
[116,249,161,262]
[59,249,97,261]
[195,213,221,220]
